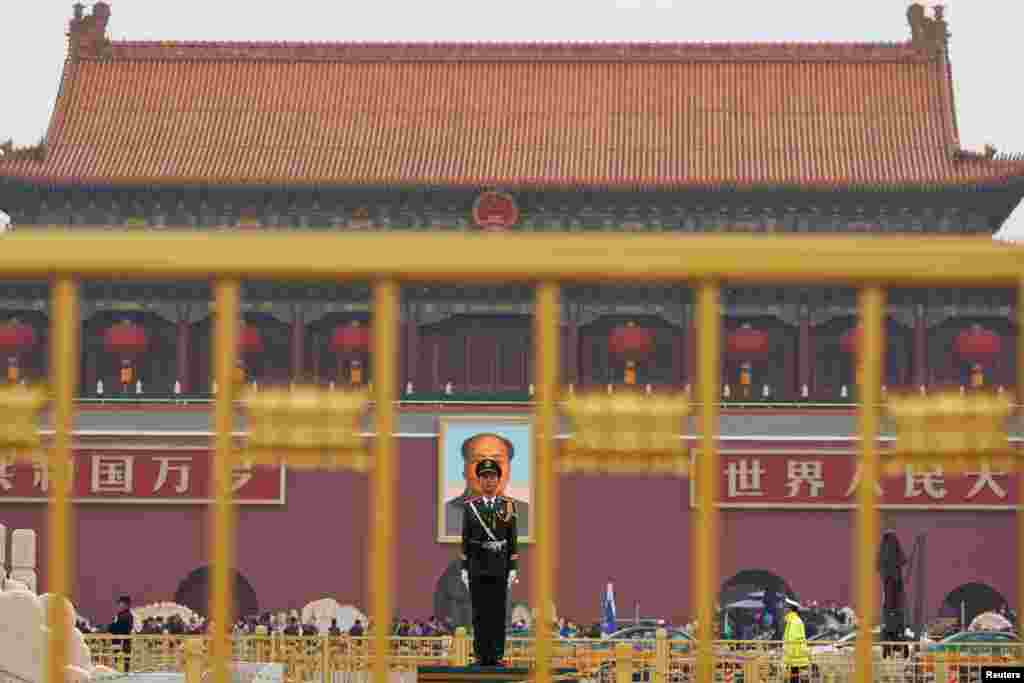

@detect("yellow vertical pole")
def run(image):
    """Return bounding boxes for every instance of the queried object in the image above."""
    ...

[694,282,720,683]
[210,281,239,683]
[370,280,398,683]
[1018,280,1024,641]
[46,278,77,683]
[533,282,559,683]
[854,286,884,683]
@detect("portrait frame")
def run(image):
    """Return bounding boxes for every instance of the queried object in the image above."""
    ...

[437,415,535,544]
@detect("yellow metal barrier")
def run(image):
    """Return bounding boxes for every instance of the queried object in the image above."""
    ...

[1,231,1022,683]
[81,633,1024,683]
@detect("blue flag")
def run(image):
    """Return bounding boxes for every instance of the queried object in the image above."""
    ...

[602,582,617,635]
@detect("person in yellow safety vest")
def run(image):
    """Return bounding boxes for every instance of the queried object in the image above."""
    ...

[970,363,984,389]
[120,362,133,392]
[7,358,18,384]
[739,362,752,399]
[782,602,810,683]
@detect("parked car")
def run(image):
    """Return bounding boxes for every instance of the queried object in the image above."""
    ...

[607,626,693,649]
[809,628,850,642]
[924,630,1020,656]
[594,627,752,683]
[810,627,884,655]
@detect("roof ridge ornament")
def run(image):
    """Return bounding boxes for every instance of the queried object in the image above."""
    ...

[953,144,999,162]
[906,3,950,55]
[0,138,46,163]
[68,1,112,61]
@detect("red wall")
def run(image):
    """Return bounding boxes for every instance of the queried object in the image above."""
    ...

[1,438,1016,626]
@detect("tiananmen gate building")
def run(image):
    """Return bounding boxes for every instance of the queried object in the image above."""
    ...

[0,2,1023,629]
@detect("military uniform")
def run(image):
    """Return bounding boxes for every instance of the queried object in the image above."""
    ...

[461,459,519,666]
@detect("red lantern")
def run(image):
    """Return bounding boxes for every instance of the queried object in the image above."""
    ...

[954,324,1001,360]
[840,326,861,354]
[0,319,36,354]
[727,323,769,357]
[238,324,264,355]
[331,321,371,354]
[608,322,653,359]
[104,320,148,357]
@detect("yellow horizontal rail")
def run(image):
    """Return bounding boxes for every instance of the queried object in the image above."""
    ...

[0,231,1021,284]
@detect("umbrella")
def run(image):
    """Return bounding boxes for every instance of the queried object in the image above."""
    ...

[969,611,1013,632]
[720,584,762,609]
[726,594,802,610]
[746,591,802,608]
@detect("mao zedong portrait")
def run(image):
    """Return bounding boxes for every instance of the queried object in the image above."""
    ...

[444,433,530,538]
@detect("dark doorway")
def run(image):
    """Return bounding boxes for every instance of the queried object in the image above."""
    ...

[721,569,798,603]
[941,582,1007,629]
[433,559,473,629]
[174,566,260,619]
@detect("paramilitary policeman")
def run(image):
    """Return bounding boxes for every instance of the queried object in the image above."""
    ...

[460,458,519,667]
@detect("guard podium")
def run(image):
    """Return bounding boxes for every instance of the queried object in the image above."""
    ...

[416,666,578,683]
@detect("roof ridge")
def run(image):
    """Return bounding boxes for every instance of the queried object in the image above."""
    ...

[102,39,935,63]
[952,147,1024,164]
[110,38,915,46]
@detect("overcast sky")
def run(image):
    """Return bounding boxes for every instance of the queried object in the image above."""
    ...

[1,0,1021,236]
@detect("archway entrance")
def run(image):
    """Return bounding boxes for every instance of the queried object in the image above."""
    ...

[174,566,260,619]
[941,582,1007,628]
[433,559,472,629]
[720,569,798,603]
[719,569,800,640]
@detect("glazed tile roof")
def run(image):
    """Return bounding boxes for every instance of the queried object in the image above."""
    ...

[3,37,1024,190]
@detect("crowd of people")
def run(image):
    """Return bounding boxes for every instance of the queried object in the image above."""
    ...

[75,596,463,639]
[719,600,859,641]
[73,594,1018,644]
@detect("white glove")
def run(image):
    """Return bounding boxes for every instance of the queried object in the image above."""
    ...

[461,570,469,589]
[508,570,518,588]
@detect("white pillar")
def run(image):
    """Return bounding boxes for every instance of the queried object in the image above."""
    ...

[10,529,35,569]
[11,529,37,593]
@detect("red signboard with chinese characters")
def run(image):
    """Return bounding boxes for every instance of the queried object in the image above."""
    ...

[0,450,285,504]
[689,450,1018,510]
